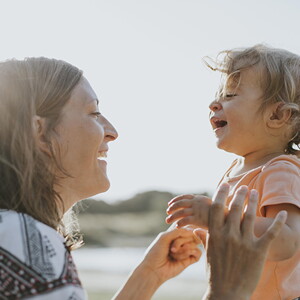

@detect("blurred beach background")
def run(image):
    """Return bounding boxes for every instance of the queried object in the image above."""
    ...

[1,0,300,298]
[73,247,208,299]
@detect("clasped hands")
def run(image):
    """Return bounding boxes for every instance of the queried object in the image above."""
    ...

[117,184,287,300]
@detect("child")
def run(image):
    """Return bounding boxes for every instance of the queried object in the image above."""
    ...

[166,45,300,300]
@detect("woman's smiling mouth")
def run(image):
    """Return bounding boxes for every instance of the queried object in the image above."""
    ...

[97,151,108,160]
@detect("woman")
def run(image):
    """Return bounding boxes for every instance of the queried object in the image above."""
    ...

[0,57,286,300]
[0,57,201,299]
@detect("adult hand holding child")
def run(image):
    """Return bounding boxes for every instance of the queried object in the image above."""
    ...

[195,184,286,300]
[166,183,287,299]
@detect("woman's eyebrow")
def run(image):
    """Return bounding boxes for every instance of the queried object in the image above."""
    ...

[87,98,99,106]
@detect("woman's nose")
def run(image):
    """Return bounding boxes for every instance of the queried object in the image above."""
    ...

[104,118,118,142]
[209,100,222,112]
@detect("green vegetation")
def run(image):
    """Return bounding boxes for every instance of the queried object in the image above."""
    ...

[76,190,209,247]
[75,191,175,247]
[78,191,175,214]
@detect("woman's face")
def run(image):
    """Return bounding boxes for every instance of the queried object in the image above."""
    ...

[53,77,118,208]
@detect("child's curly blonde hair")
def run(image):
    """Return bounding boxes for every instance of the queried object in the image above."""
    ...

[205,44,300,155]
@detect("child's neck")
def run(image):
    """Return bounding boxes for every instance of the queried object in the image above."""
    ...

[230,149,286,177]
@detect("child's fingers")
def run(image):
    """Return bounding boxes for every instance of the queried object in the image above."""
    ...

[209,183,230,230]
[258,210,287,249]
[226,186,248,231]
[170,237,196,253]
[241,189,258,236]
[173,248,202,266]
[168,194,194,206]
[168,195,195,205]
[166,199,194,215]
[166,208,193,224]
[157,227,201,246]
[170,244,202,261]
[173,241,198,254]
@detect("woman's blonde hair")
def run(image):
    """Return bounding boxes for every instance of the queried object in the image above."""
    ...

[205,44,300,154]
[0,57,83,249]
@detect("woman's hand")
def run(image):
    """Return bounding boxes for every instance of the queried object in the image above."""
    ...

[142,227,202,284]
[113,227,201,300]
[200,184,287,300]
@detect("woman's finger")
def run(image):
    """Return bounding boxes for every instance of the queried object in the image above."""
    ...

[258,210,287,249]
[226,186,248,231]
[241,189,258,236]
[209,183,230,230]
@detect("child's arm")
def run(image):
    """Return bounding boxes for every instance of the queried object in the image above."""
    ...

[166,193,300,261]
[255,203,300,261]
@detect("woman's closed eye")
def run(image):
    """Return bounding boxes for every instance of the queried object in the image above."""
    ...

[91,112,101,118]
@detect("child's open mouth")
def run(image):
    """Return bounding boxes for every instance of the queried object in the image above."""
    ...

[211,117,228,131]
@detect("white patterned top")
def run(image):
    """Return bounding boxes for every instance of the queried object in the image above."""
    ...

[0,210,87,299]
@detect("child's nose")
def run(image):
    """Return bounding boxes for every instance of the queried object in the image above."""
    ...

[209,101,222,112]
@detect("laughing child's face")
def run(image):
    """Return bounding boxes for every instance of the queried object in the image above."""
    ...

[209,67,271,157]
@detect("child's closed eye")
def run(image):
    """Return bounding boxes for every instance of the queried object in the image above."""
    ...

[225,94,237,99]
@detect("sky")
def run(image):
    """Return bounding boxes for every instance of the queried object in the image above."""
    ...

[2,0,300,202]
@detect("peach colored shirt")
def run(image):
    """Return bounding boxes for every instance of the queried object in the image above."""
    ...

[219,155,300,300]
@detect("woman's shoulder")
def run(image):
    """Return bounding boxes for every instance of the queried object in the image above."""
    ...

[0,210,65,263]
[0,210,85,299]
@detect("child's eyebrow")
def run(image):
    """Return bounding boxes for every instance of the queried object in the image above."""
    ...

[224,80,241,92]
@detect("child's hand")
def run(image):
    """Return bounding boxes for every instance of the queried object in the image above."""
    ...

[166,194,212,229]
[168,226,203,261]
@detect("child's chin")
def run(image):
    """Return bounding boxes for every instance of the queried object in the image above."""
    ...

[216,141,226,150]
[216,143,235,154]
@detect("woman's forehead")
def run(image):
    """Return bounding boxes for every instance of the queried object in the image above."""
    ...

[70,77,99,106]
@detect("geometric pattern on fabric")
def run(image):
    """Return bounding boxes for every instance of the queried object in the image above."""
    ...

[19,214,56,280]
[68,291,85,300]
[0,246,82,299]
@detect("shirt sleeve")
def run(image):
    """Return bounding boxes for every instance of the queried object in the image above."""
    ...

[254,160,300,217]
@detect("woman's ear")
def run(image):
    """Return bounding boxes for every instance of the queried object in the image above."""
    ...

[32,115,51,156]
[266,102,292,129]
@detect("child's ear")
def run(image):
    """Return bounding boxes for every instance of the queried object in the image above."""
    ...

[32,115,51,156]
[266,102,292,129]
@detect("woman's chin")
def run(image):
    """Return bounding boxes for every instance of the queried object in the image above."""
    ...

[99,181,110,193]
[95,176,111,194]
